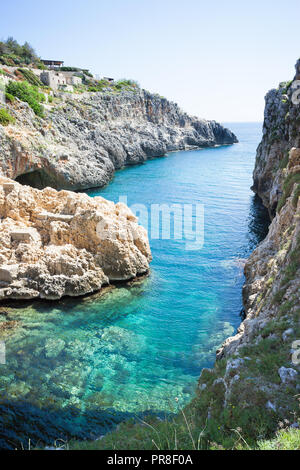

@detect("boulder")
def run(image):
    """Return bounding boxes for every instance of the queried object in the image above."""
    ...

[0,177,152,300]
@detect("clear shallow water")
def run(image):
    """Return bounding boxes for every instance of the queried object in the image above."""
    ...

[0,123,270,449]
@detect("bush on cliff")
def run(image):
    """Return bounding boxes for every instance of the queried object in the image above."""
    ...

[0,108,15,126]
[277,173,300,213]
[5,92,15,103]
[115,79,140,89]
[18,68,43,87]
[87,78,140,94]
[6,81,45,117]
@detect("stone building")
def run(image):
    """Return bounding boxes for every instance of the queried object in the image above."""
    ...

[40,71,67,90]
[40,71,82,91]
[60,72,82,86]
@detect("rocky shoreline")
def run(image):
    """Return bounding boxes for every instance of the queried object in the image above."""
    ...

[0,89,237,191]
[0,86,237,302]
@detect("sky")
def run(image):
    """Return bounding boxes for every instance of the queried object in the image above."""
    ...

[0,0,299,122]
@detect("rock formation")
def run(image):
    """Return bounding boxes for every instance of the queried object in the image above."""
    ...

[0,89,237,191]
[253,60,300,216]
[197,61,300,432]
[0,176,151,300]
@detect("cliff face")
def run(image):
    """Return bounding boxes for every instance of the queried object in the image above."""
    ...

[196,62,300,438]
[0,176,151,300]
[0,89,237,190]
[253,59,300,216]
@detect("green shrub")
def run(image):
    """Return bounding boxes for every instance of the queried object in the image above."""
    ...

[5,92,15,103]
[18,68,43,87]
[6,81,44,117]
[87,78,140,94]
[272,289,285,304]
[279,152,289,169]
[116,79,139,88]
[0,38,39,67]
[258,428,300,450]
[0,108,15,126]
[280,235,300,287]
[292,184,300,208]
[277,173,300,212]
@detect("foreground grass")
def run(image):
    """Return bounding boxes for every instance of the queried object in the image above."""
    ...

[257,428,300,450]
[66,423,300,451]
[66,399,300,451]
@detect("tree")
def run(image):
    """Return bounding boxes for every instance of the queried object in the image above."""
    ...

[21,42,37,62]
[0,37,39,66]
[0,42,8,55]
[5,36,22,56]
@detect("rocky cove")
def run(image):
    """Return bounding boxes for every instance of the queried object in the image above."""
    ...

[0,89,237,191]
[0,121,270,448]
[0,86,236,302]
[0,60,299,450]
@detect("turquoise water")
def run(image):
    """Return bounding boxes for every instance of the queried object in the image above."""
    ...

[0,123,269,449]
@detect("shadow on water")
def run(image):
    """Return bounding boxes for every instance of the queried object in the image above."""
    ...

[0,400,171,450]
[247,194,271,251]
[238,194,270,322]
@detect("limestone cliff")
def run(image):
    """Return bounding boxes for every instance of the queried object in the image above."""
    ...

[0,89,237,190]
[0,176,151,300]
[253,59,300,216]
[196,61,300,436]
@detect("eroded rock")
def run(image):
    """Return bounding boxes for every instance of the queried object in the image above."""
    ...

[0,176,152,300]
[0,90,237,191]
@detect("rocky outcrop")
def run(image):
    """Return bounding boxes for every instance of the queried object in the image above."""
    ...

[0,89,237,190]
[197,62,300,433]
[253,60,300,216]
[0,176,151,300]
[219,156,299,358]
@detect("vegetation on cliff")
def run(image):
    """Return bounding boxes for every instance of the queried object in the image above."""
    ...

[0,37,43,68]
[87,78,139,93]
[0,108,15,126]
[6,81,45,116]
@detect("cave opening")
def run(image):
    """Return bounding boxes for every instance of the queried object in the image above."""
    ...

[15,170,57,190]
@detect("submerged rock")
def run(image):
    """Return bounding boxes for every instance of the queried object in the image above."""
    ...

[0,176,152,300]
[44,338,65,358]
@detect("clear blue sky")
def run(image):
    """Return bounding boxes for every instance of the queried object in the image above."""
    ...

[1,0,299,122]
